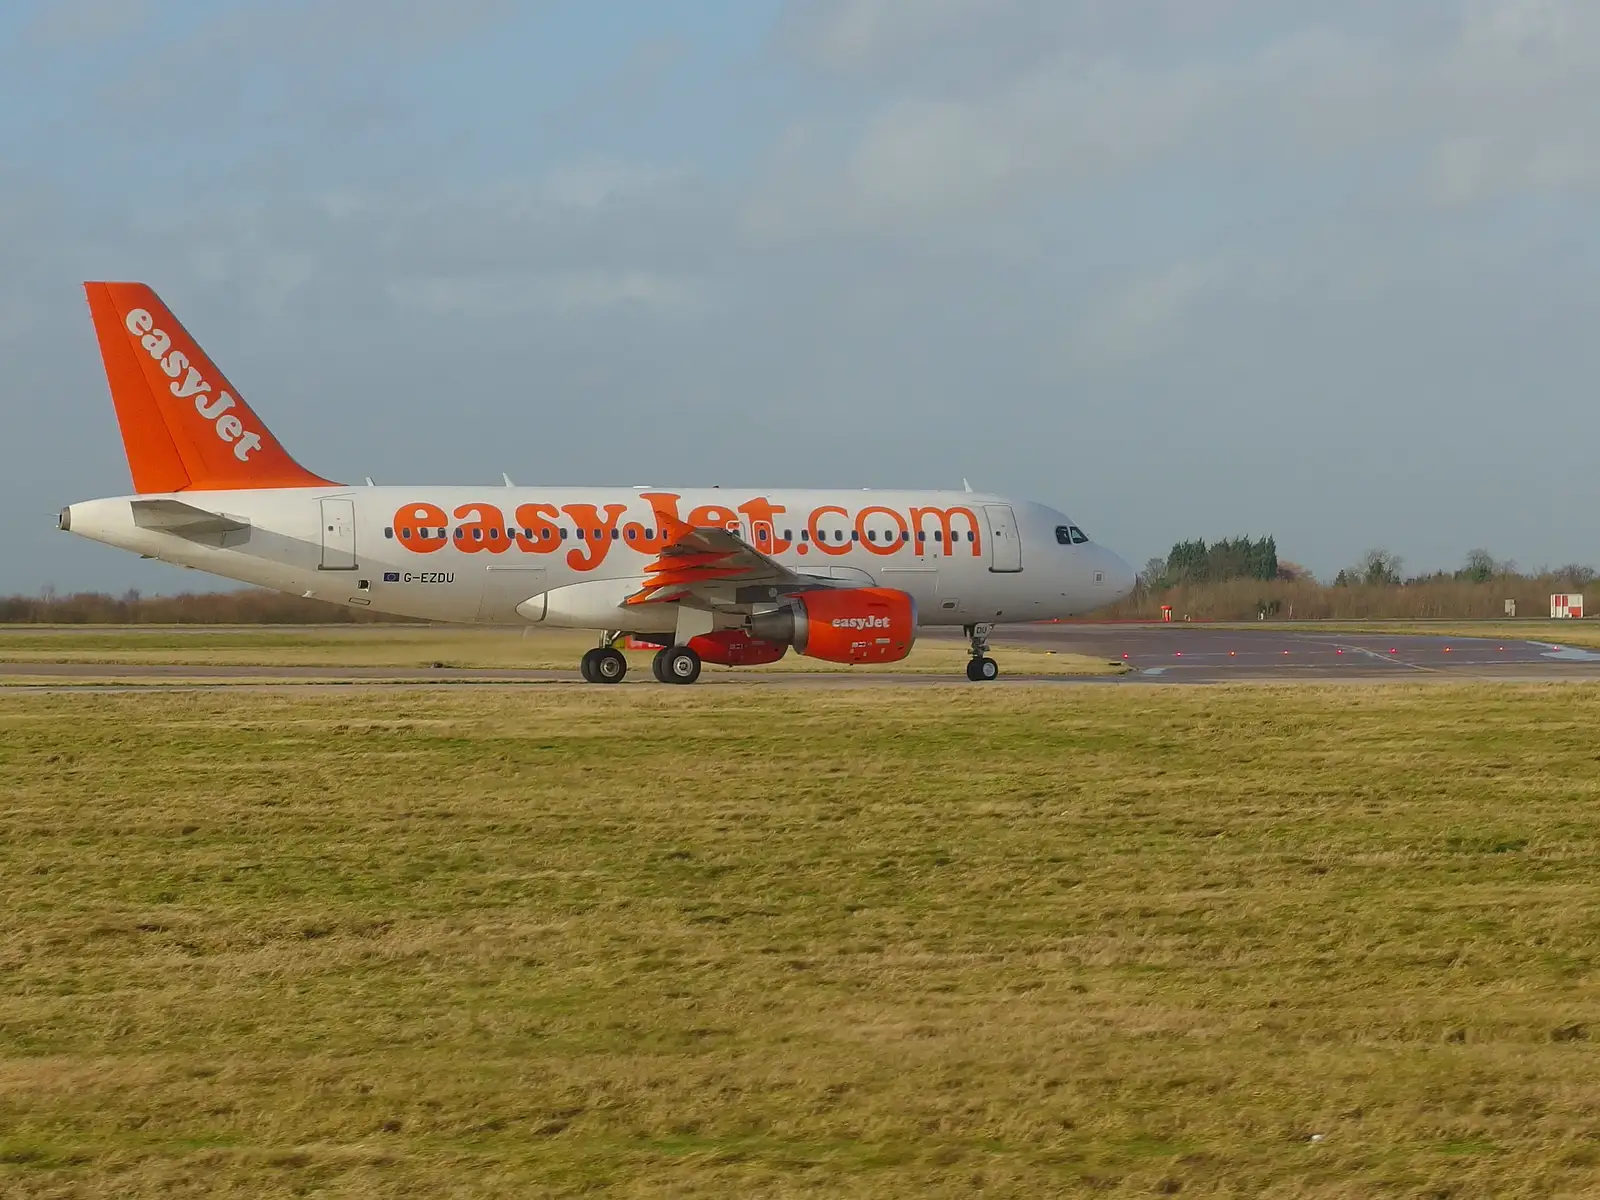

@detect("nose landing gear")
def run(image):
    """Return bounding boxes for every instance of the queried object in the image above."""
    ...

[964,623,998,682]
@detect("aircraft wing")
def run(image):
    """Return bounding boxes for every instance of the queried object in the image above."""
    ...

[625,517,819,607]
[130,498,250,539]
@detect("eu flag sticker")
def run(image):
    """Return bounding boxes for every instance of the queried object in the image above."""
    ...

[383,571,400,582]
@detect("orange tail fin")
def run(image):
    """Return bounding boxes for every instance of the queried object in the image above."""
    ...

[83,282,336,493]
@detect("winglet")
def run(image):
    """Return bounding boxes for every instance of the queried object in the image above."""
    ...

[83,282,337,493]
[962,477,974,493]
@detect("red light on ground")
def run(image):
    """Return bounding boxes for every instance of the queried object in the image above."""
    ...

[1282,650,1290,655]
[1174,652,1183,657]
[1444,647,1452,652]
[1389,648,1398,654]
[1122,653,1130,659]
[1336,649,1344,654]
[1229,650,1236,656]
[1498,646,1505,651]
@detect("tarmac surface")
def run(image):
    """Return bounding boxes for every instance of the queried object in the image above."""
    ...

[3,624,1599,689]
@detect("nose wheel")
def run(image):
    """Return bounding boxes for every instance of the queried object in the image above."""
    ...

[964,623,999,682]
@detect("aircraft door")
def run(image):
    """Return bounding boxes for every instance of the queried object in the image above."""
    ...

[320,498,357,570]
[984,505,1022,573]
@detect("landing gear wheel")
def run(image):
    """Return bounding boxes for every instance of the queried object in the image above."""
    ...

[660,645,702,685]
[967,656,999,682]
[580,647,601,682]
[592,646,627,684]
[651,648,670,683]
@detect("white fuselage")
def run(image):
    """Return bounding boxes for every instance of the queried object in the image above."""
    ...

[62,485,1136,628]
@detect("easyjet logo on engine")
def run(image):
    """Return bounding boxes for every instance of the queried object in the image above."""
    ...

[124,308,263,461]
[831,616,891,630]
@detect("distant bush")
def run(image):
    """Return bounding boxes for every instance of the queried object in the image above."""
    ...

[1102,571,1594,622]
[0,588,414,624]
[1164,536,1279,585]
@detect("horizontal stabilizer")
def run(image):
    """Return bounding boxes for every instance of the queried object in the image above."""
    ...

[130,498,249,538]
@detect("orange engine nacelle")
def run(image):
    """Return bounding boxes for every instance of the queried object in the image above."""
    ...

[750,587,917,665]
[686,630,788,666]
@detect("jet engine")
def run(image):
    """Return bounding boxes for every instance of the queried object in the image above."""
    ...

[685,630,788,666]
[749,587,917,664]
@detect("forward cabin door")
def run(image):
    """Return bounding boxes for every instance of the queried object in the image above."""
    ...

[319,498,357,570]
[984,504,1022,573]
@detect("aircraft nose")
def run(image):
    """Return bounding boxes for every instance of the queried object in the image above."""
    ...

[1102,547,1136,600]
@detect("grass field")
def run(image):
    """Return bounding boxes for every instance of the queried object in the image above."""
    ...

[4,683,1600,1195]
[0,625,1123,678]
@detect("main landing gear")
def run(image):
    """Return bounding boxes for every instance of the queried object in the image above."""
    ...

[579,635,704,685]
[651,644,702,685]
[580,634,628,684]
[965,623,999,682]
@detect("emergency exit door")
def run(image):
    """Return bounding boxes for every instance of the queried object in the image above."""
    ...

[984,505,1022,573]
[320,498,357,570]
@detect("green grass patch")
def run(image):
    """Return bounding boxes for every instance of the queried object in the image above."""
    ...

[2,684,1599,1194]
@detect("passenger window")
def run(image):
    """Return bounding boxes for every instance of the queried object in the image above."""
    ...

[757,529,768,541]
[800,530,809,542]
[560,528,569,540]
[934,531,943,542]
[610,529,619,540]
[967,531,975,542]
[489,528,499,540]
[851,530,859,541]
[783,529,792,541]
[437,528,446,539]
[836,530,845,542]
[917,531,926,542]
[473,529,483,541]
[398,528,409,540]
[454,528,464,540]
[867,529,877,542]
[645,529,655,540]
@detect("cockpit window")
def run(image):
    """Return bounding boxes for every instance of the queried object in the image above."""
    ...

[1056,525,1091,545]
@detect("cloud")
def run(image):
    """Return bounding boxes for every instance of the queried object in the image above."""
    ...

[21,0,148,45]
[754,0,1600,237]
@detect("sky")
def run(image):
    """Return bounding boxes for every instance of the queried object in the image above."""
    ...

[2,0,1597,593]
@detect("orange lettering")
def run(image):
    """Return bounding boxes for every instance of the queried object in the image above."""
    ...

[453,503,510,554]
[739,497,788,553]
[910,506,982,556]
[561,503,629,571]
[686,503,740,530]
[512,502,562,554]
[856,505,908,556]
[807,505,851,556]
[392,502,447,554]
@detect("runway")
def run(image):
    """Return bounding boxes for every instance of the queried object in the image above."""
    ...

[3,624,1599,690]
[985,624,1600,683]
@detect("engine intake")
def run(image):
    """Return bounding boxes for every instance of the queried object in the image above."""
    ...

[750,587,917,664]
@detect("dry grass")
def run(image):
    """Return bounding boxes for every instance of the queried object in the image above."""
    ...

[1108,577,1596,623]
[0,626,1125,677]
[3,685,1600,1195]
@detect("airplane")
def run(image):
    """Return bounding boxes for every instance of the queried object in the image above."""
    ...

[58,282,1136,682]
